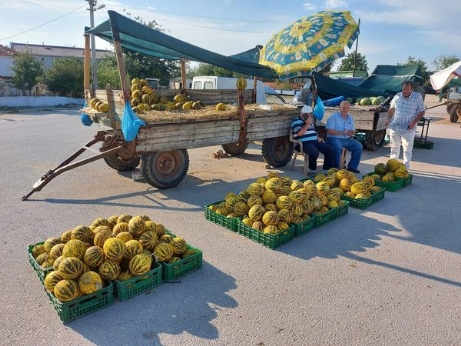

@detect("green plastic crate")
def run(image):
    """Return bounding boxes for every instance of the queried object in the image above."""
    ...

[238,222,294,249]
[334,200,349,219]
[340,194,373,209]
[114,262,162,301]
[28,243,53,283]
[204,202,240,232]
[371,188,386,203]
[46,281,114,323]
[401,174,413,187]
[161,245,203,282]
[314,208,336,228]
[292,216,316,237]
[375,178,404,192]
[414,140,434,149]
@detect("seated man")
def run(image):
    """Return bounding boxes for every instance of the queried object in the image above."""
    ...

[291,105,335,174]
[325,100,363,173]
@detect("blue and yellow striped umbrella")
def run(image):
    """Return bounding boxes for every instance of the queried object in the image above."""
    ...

[259,10,359,80]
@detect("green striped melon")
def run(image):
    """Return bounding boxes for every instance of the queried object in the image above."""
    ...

[261,189,277,204]
[291,203,304,217]
[60,230,73,244]
[248,205,265,221]
[71,225,93,243]
[233,201,249,216]
[155,223,166,238]
[93,228,114,248]
[128,216,147,237]
[128,253,153,276]
[169,237,187,255]
[31,243,46,259]
[53,255,64,271]
[246,182,264,196]
[78,271,104,295]
[116,231,133,243]
[103,237,125,262]
[44,271,63,292]
[159,234,173,244]
[62,239,86,259]
[262,211,279,226]
[90,217,109,228]
[277,208,292,223]
[153,243,173,262]
[98,260,121,280]
[288,190,304,203]
[139,230,159,251]
[54,279,80,302]
[123,239,143,260]
[44,237,62,253]
[49,243,65,259]
[276,195,293,210]
[252,221,264,232]
[83,246,105,268]
[263,225,279,234]
[112,222,129,235]
[247,195,263,208]
[57,257,84,280]
[117,214,132,224]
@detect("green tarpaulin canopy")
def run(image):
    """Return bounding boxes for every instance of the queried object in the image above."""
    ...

[86,10,277,79]
[358,65,422,94]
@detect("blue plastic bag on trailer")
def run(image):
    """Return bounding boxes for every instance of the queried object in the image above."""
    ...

[121,102,146,142]
[313,95,325,121]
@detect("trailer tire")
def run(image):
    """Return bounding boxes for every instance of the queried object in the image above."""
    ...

[449,105,459,123]
[222,141,249,156]
[262,136,293,168]
[446,103,454,114]
[364,130,386,151]
[140,150,189,189]
[102,136,140,171]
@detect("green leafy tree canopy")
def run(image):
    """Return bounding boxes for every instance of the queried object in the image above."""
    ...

[337,52,368,73]
[432,54,460,72]
[45,57,84,97]
[10,52,43,94]
[398,56,429,83]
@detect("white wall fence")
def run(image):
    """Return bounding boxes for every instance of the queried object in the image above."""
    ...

[0,96,84,107]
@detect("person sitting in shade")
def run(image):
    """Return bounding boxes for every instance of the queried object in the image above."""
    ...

[291,105,335,175]
[325,100,363,173]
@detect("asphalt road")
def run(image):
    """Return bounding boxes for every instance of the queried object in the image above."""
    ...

[1,95,460,346]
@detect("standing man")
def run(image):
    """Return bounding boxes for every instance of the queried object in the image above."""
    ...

[385,81,426,169]
[291,105,335,175]
[325,100,363,173]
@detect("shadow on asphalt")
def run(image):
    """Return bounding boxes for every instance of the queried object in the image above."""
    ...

[68,262,237,344]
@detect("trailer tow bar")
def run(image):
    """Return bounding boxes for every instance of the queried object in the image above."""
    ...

[21,131,122,201]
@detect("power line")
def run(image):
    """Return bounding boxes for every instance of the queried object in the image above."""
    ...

[0,4,87,42]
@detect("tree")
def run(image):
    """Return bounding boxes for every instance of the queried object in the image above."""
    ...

[10,52,43,95]
[44,57,84,97]
[398,56,429,82]
[337,52,368,73]
[432,54,460,71]
[97,55,121,89]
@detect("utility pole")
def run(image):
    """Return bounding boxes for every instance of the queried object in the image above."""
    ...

[86,0,105,91]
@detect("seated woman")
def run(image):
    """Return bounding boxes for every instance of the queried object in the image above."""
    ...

[325,100,363,173]
[291,105,335,174]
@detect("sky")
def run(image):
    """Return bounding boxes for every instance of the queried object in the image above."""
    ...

[1,0,460,76]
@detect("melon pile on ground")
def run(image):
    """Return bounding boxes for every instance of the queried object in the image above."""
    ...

[30,215,197,302]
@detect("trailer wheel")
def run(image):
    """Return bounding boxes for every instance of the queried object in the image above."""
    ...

[446,103,454,114]
[364,130,386,151]
[102,136,140,171]
[449,105,459,123]
[222,141,249,156]
[140,150,189,189]
[262,136,293,168]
